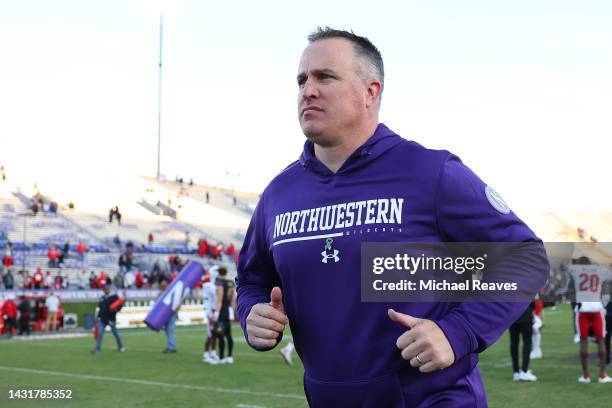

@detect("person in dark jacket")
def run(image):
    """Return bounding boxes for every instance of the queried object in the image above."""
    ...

[17,296,31,335]
[211,267,235,364]
[3,269,14,289]
[92,284,124,353]
[509,302,536,381]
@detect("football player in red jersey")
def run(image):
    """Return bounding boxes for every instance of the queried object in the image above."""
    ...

[568,257,611,383]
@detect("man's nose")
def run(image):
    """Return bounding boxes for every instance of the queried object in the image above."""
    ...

[301,78,319,99]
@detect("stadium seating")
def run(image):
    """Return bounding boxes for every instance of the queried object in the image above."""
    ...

[1,179,240,288]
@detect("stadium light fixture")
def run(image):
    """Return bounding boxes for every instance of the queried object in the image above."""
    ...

[156,11,163,180]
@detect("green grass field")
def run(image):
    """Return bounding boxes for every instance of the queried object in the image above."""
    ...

[0,304,609,407]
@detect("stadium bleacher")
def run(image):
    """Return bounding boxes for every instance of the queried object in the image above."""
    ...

[139,176,252,246]
[1,175,242,289]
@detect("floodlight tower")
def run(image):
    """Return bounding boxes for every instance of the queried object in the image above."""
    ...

[156,12,163,179]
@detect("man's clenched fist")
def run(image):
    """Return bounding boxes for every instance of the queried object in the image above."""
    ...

[246,287,289,350]
[388,309,455,372]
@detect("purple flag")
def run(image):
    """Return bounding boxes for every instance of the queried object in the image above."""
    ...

[144,260,204,331]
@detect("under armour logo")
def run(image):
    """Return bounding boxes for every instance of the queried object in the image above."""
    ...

[321,238,339,263]
[321,249,340,263]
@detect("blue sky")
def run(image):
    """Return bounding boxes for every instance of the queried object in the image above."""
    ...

[1,0,611,212]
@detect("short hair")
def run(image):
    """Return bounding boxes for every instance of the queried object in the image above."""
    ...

[576,256,591,265]
[218,267,228,276]
[307,27,384,104]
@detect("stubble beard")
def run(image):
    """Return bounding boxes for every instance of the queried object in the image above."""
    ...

[303,130,338,148]
[300,119,342,148]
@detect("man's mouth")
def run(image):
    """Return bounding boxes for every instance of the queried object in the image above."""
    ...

[301,106,323,116]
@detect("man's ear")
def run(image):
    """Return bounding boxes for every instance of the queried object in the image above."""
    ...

[366,80,382,108]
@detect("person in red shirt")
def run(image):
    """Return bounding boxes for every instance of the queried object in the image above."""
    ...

[148,232,154,245]
[98,271,107,288]
[193,274,206,300]
[47,245,59,268]
[135,271,144,288]
[210,245,219,260]
[76,241,88,262]
[225,243,235,256]
[198,239,208,258]
[2,253,13,273]
[1,296,17,337]
[33,267,44,289]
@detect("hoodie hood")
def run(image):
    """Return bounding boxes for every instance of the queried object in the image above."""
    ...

[298,123,403,177]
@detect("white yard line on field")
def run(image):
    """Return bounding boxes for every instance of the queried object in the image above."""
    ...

[0,341,289,361]
[0,365,306,402]
[9,333,89,341]
[236,404,268,408]
[479,361,590,370]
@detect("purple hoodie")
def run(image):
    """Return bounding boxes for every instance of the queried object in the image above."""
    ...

[237,124,549,407]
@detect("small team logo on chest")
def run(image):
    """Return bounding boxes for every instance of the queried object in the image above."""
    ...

[321,238,340,263]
